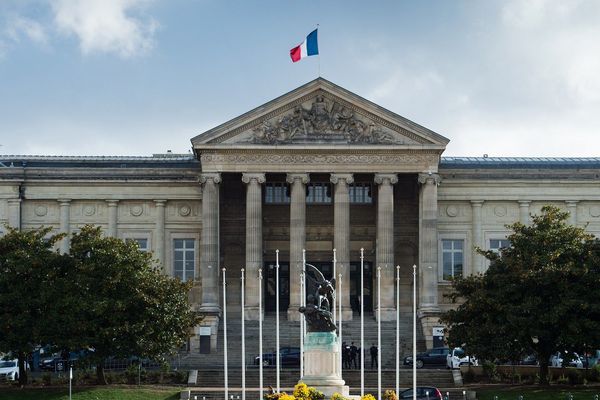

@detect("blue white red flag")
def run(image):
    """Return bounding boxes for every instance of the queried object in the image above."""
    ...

[290,29,319,63]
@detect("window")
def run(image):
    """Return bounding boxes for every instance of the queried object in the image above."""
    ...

[489,239,510,254]
[174,239,195,281]
[307,182,332,204]
[442,239,463,280]
[127,238,149,252]
[349,183,373,204]
[265,183,290,204]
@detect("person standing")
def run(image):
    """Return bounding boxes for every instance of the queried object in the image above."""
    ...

[350,342,358,369]
[370,343,378,369]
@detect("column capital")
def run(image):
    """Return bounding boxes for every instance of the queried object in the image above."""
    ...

[7,198,22,204]
[518,200,531,207]
[330,173,354,185]
[565,200,579,206]
[105,199,119,207]
[286,173,310,185]
[417,172,440,185]
[470,200,485,207]
[153,199,167,206]
[57,199,71,205]
[241,173,266,184]
[374,173,398,185]
[199,172,222,185]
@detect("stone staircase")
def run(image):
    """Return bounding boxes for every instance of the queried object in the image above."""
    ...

[179,311,426,370]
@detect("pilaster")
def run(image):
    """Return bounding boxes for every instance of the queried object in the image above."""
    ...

[518,201,531,225]
[330,173,353,320]
[470,200,484,275]
[566,200,578,226]
[242,173,266,320]
[106,200,119,237]
[154,200,167,270]
[374,173,398,321]
[58,199,71,254]
[7,198,21,230]
[287,173,309,321]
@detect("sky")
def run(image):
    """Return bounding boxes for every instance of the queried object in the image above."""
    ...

[1,0,600,157]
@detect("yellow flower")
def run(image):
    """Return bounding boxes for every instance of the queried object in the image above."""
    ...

[279,394,296,400]
[293,382,310,399]
[361,395,376,400]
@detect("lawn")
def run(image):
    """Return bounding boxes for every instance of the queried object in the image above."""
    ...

[0,386,180,400]
[477,387,600,400]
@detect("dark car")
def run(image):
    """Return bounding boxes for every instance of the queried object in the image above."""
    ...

[254,347,300,367]
[403,347,449,369]
[398,387,443,399]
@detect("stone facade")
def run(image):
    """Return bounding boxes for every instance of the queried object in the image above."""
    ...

[1,79,600,351]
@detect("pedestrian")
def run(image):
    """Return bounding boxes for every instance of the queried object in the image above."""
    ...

[370,343,378,369]
[342,342,348,369]
[350,342,358,369]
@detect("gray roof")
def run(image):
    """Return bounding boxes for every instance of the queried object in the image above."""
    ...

[440,157,600,169]
[0,154,199,169]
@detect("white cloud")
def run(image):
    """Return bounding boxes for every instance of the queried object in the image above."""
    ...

[4,15,48,45]
[51,0,158,57]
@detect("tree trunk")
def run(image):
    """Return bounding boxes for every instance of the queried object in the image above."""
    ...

[539,360,550,385]
[18,352,28,386]
[96,362,107,385]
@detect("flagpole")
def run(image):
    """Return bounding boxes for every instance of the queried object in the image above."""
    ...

[316,23,320,77]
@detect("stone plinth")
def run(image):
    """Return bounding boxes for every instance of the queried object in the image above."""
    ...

[301,332,349,397]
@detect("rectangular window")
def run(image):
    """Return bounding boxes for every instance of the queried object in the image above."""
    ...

[265,183,290,204]
[349,183,373,204]
[442,239,464,280]
[126,238,149,252]
[173,239,195,281]
[307,182,332,204]
[489,239,510,254]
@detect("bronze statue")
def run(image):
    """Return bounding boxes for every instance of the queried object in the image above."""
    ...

[298,264,337,332]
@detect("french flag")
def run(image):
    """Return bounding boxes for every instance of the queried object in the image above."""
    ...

[290,29,319,63]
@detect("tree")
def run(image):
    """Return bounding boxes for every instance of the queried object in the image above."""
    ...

[440,205,600,385]
[67,225,199,384]
[0,226,67,385]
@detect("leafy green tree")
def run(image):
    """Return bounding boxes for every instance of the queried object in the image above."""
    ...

[0,226,66,385]
[440,206,600,385]
[67,225,199,384]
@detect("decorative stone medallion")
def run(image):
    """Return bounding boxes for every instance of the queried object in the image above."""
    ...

[130,205,143,217]
[83,205,96,216]
[446,205,458,217]
[34,205,48,217]
[590,205,600,218]
[494,206,507,217]
[178,204,192,217]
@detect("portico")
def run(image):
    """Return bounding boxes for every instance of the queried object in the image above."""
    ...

[191,78,449,327]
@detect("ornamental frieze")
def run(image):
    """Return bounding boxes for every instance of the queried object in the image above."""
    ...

[201,152,437,165]
[247,95,402,145]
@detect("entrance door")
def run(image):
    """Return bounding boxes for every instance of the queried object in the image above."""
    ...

[350,262,373,312]
[264,262,289,312]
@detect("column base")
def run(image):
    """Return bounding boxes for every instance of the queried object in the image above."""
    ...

[418,309,442,350]
[374,307,397,321]
[189,314,220,353]
[198,303,221,314]
[244,306,263,321]
[288,305,301,321]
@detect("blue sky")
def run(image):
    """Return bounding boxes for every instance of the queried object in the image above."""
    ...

[1,0,600,157]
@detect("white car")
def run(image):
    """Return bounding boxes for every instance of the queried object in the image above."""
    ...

[550,351,584,368]
[0,359,26,381]
[446,347,478,369]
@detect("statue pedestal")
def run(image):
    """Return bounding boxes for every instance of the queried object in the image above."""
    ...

[301,332,350,397]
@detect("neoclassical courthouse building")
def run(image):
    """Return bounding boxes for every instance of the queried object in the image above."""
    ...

[1,79,600,351]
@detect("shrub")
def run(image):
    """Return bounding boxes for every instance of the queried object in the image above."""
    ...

[41,373,52,385]
[482,361,498,382]
[567,369,583,385]
[361,394,376,400]
[331,393,351,400]
[280,394,295,400]
[383,390,397,400]
[264,393,284,400]
[309,386,325,400]
[294,382,310,400]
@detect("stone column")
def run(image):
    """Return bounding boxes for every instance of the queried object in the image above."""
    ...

[7,198,21,229]
[566,201,578,226]
[154,200,167,270]
[518,201,531,224]
[242,173,266,320]
[106,200,119,237]
[374,173,398,321]
[418,173,440,348]
[471,200,484,275]
[330,173,353,320]
[199,173,221,314]
[287,173,309,321]
[58,199,71,254]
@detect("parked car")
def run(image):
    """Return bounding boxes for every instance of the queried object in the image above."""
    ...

[403,347,449,369]
[519,354,539,366]
[398,386,443,399]
[254,347,300,367]
[0,359,29,381]
[446,347,478,369]
[550,351,584,368]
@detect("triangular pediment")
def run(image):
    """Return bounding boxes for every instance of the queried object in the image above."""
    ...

[191,78,449,149]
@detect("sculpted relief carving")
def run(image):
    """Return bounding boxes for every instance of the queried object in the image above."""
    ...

[248,95,402,145]
[201,152,437,166]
